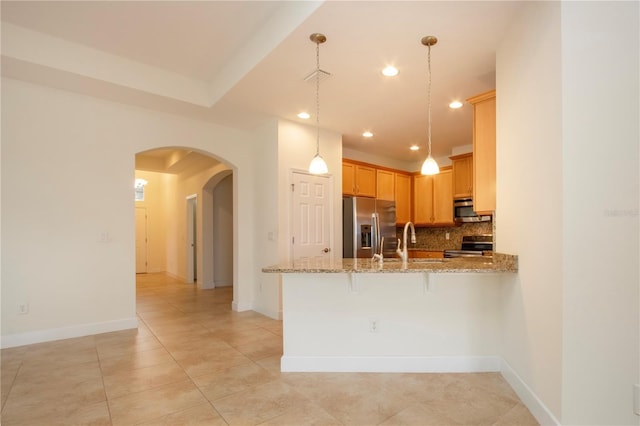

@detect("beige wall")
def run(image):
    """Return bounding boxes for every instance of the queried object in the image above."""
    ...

[212,174,233,287]
[253,118,343,319]
[497,1,639,424]
[559,2,638,424]
[172,162,231,287]
[1,77,259,346]
[496,1,564,421]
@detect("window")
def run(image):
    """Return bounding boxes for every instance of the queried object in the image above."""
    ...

[135,186,144,201]
[135,178,148,201]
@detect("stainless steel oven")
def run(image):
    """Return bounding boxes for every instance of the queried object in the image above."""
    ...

[444,235,493,258]
[453,198,491,223]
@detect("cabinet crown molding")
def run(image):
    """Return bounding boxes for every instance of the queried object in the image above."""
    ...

[466,89,496,104]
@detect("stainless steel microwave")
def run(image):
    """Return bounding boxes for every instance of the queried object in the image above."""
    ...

[454,198,492,223]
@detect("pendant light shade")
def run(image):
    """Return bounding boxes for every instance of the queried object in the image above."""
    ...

[421,155,440,175]
[308,33,329,175]
[421,35,439,176]
[309,154,329,174]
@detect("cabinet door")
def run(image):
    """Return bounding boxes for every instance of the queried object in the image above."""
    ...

[394,173,411,225]
[410,250,444,259]
[452,154,473,198]
[376,169,395,201]
[342,162,356,195]
[412,174,433,225]
[468,90,496,214]
[432,169,453,225]
[355,165,376,197]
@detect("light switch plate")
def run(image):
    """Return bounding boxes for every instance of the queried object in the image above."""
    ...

[634,384,640,416]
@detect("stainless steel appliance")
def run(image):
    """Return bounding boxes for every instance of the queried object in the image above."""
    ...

[444,234,493,258]
[454,198,492,223]
[343,197,397,258]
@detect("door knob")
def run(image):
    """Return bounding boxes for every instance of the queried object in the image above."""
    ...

[323,248,331,253]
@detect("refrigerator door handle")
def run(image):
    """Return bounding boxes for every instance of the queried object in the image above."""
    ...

[373,212,381,256]
[370,213,377,257]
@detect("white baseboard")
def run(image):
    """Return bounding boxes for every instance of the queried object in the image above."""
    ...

[0,317,138,349]
[199,281,215,290]
[500,359,561,426]
[232,300,253,312]
[281,355,502,373]
[163,271,183,281]
[253,305,281,320]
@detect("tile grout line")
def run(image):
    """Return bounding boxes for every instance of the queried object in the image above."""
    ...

[95,343,115,426]
[135,289,233,425]
[0,359,24,416]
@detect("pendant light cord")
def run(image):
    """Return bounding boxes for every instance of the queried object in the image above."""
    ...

[315,41,321,156]
[427,43,432,157]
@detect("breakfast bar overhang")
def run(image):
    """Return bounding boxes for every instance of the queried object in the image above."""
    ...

[263,255,517,373]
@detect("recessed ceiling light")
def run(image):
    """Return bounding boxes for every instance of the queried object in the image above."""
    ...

[297,112,310,119]
[381,66,399,77]
[449,101,463,109]
[362,131,373,138]
[410,145,420,151]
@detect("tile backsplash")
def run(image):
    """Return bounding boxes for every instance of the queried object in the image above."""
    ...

[396,221,493,251]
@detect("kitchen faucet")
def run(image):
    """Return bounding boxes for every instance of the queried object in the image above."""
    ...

[396,222,416,263]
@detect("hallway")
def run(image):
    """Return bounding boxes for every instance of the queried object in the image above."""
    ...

[1,273,537,425]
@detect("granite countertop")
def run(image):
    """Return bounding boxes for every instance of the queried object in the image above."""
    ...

[262,253,517,274]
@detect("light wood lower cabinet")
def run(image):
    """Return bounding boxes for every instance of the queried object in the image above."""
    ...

[412,169,454,226]
[409,250,444,259]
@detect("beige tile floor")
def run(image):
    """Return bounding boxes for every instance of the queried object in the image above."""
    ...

[1,273,538,425]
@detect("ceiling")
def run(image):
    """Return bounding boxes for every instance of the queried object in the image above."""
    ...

[1,1,523,166]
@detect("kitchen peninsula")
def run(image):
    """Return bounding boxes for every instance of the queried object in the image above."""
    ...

[263,255,517,373]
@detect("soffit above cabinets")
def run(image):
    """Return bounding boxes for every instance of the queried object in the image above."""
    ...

[1,1,522,164]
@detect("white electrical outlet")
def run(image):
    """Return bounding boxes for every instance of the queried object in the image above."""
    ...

[445,232,450,240]
[18,303,29,315]
[369,319,379,333]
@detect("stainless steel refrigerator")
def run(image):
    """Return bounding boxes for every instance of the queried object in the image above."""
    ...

[343,196,397,258]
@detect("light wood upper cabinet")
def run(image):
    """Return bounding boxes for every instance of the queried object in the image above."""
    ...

[394,172,411,225]
[376,169,395,201]
[432,169,454,225]
[342,161,376,197]
[467,90,496,214]
[342,162,356,195]
[450,153,473,199]
[412,174,434,225]
[412,168,454,226]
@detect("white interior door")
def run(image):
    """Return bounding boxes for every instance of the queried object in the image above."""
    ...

[291,172,332,261]
[135,207,147,273]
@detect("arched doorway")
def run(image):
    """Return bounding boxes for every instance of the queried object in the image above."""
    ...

[134,148,234,295]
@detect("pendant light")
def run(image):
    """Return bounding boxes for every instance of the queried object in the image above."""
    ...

[420,35,440,175]
[308,33,329,175]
